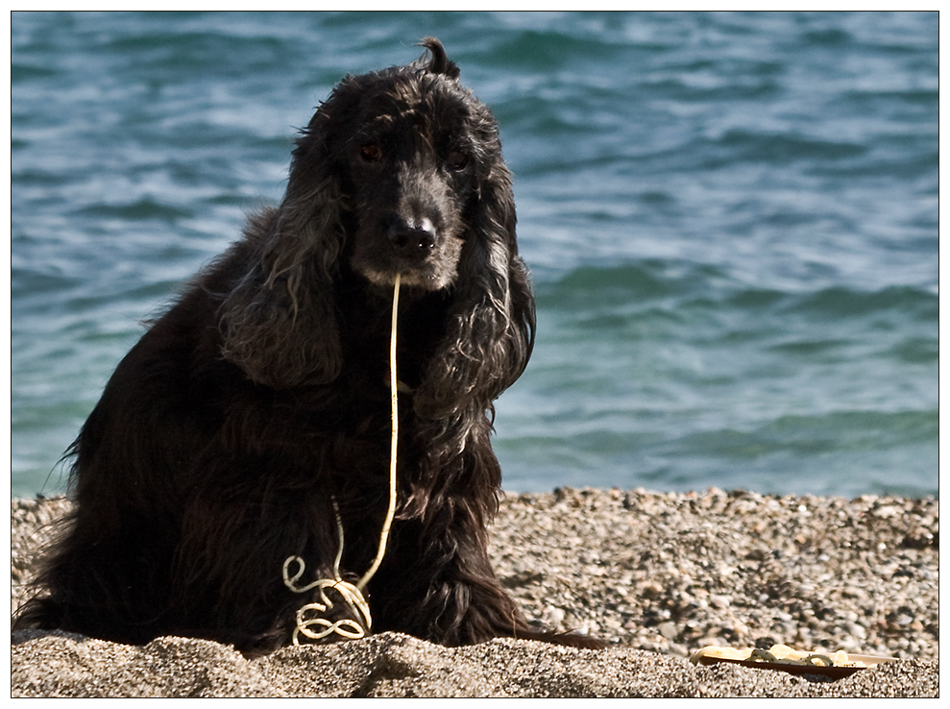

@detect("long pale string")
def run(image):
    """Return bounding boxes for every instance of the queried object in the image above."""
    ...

[283,273,401,643]
[356,271,401,591]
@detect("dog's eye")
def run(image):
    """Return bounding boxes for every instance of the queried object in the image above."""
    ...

[445,150,469,171]
[360,143,382,162]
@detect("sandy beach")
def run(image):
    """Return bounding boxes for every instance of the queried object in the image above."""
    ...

[11,488,938,697]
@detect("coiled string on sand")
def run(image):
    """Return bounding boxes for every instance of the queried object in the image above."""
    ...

[282,274,402,644]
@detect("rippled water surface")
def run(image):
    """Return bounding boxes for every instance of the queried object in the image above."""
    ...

[11,12,937,498]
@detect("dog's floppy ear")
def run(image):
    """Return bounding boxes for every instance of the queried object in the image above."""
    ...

[218,105,349,389]
[415,144,536,421]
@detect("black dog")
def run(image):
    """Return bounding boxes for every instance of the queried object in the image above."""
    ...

[15,38,602,656]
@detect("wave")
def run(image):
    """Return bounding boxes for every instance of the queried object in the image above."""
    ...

[536,261,937,324]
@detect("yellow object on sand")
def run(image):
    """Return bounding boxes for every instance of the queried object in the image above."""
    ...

[691,643,861,667]
[690,643,897,679]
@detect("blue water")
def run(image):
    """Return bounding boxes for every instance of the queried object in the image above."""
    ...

[11,12,938,499]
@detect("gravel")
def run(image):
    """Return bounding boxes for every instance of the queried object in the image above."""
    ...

[11,487,939,697]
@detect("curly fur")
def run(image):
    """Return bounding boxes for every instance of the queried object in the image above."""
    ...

[14,38,602,656]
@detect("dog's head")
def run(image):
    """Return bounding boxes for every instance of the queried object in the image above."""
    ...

[221,39,533,398]
[292,37,505,291]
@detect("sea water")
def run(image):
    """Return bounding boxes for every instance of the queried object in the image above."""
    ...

[11,11,937,498]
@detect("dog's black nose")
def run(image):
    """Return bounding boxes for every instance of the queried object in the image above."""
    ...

[388,223,436,260]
